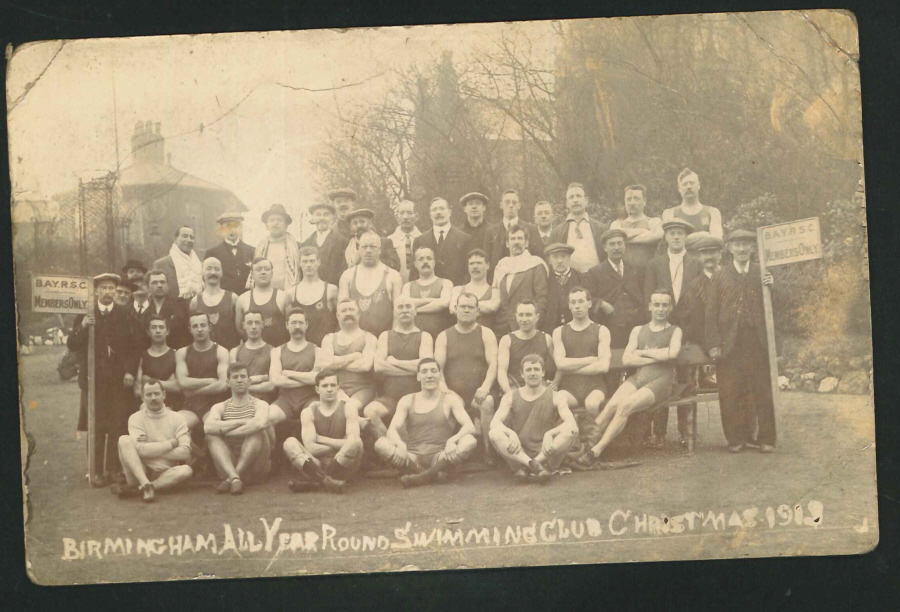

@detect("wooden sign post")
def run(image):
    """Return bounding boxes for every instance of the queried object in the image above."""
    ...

[756,218,823,441]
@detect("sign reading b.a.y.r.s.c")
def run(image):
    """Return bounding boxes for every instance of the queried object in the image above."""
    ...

[758,217,823,267]
[32,274,90,314]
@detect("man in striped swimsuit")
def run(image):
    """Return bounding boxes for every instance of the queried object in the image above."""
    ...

[204,363,272,495]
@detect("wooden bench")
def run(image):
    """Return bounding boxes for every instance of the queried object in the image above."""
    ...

[606,343,717,453]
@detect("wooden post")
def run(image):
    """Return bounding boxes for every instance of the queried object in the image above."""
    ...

[756,229,782,442]
[87,284,97,484]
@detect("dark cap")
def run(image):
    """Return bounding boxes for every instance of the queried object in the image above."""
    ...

[346,208,375,221]
[459,192,489,207]
[662,219,696,234]
[93,272,121,287]
[261,204,293,225]
[328,188,358,201]
[308,202,336,215]
[725,229,756,244]
[544,242,575,257]
[599,228,627,245]
[121,259,146,275]
[687,234,724,251]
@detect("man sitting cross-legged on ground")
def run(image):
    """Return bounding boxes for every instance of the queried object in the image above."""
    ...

[574,289,682,469]
[113,379,193,502]
[204,363,272,494]
[490,354,579,483]
[283,371,364,494]
[365,296,434,440]
[374,358,478,488]
[320,299,378,409]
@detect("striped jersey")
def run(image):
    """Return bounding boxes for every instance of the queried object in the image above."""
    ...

[222,397,257,421]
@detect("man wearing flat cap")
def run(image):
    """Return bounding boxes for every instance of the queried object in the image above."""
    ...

[206,212,255,294]
[705,229,776,454]
[589,228,646,351]
[542,243,591,334]
[460,192,489,248]
[343,208,401,273]
[302,202,349,286]
[328,187,358,238]
[672,234,724,347]
[67,273,141,487]
[252,204,302,291]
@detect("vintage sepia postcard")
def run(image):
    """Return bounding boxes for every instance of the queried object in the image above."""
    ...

[7,9,875,585]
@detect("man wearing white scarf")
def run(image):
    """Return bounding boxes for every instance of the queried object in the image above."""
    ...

[492,224,549,337]
[153,225,203,300]
[250,204,302,291]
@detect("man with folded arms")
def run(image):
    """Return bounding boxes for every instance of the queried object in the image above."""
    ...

[113,379,193,502]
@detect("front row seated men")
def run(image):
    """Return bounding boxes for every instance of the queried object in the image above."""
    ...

[113,378,193,502]
[204,363,272,494]
[374,358,478,488]
[489,354,578,483]
[574,290,682,469]
[282,371,364,494]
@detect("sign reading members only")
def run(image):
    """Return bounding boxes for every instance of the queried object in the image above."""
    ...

[31,274,91,314]
[758,217,822,267]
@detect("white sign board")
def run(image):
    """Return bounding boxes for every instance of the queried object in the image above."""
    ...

[31,274,91,314]
[758,217,823,267]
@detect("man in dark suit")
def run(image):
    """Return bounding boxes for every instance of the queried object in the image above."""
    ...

[411,197,474,286]
[204,212,256,294]
[302,202,349,285]
[672,234,724,346]
[533,200,556,249]
[153,225,203,300]
[542,243,590,334]
[329,187,358,238]
[589,229,646,350]
[549,183,607,273]
[142,269,190,350]
[706,229,776,453]
[459,192,490,248]
[67,273,140,486]
[483,190,543,274]
[492,224,549,337]
[344,208,401,273]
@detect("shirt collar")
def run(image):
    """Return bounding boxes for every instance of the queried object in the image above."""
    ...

[98,302,113,314]
[225,238,240,247]
[566,213,589,224]
[392,226,420,240]
[734,260,750,274]
[135,300,149,312]
[704,269,714,279]
[317,228,331,238]
[433,223,451,239]
[503,217,519,230]
[668,249,686,261]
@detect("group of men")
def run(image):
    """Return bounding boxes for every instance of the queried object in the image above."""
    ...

[69,167,777,501]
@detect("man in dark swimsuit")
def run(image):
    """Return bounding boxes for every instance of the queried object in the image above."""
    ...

[490,354,578,482]
[236,257,290,348]
[136,315,183,411]
[283,371,364,494]
[288,245,338,347]
[338,230,403,338]
[320,299,378,408]
[230,311,276,404]
[174,311,230,434]
[190,257,239,350]
[401,246,453,341]
[497,300,558,395]
[366,296,434,439]
[374,358,477,488]
[435,292,499,464]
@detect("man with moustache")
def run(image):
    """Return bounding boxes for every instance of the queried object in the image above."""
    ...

[175,311,230,435]
[497,300,558,396]
[459,192,489,248]
[301,202,349,286]
[401,246,453,341]
[435,293,499,464]
[205,212,256,294]
[490,354,578,483]
[343,208,401,272]
[483,190,544,274]
[135,315,183,411]
[283,371,364,494]
[132,282,150,319]
[387,200,422,284]
[492,224,549,337]
[205,363,272,494]
[549,183,607,273]
[287,246,338,347]
[542,243,591,335]
[591,229,646,351]
[68,273,140,486]
[328,187,358,238]
[236,258,291,348]
[365,296,434,439]
[662,168,724,240]
[114,278,136,308]
[674,234,724,347]
[143,269,189,349]
[449,249,501,333]
[610,185,664,268]
[113,379,193,502]
[411,197,473,286]
[230,311,276,404]
[190,257,240,350]
[121,259,147,284]
[153,225,203,300]
[252,204,302,291]
[374,358,478,488]
[533,200,556,248]
[706,230,776,454]
[338,230,403,338]
[320,299,378,408]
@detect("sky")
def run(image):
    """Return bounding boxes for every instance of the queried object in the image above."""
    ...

[6,21,557,245]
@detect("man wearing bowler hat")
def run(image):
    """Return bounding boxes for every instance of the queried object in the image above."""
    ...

[121,260,147,284]
[302,201,350,286]
[206,212,255,294]
[459,192,490,248]
[706,229,776,454]
[343,208,401,272]
[67,272,141,487]
[328,187,358,238]
[590,228,646,351]
[252,204,302,291]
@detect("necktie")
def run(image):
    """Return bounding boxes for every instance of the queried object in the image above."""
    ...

[571,219,584,239]
[438,229,445,247]
[405,234,413,272]
[617,263,623,277]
